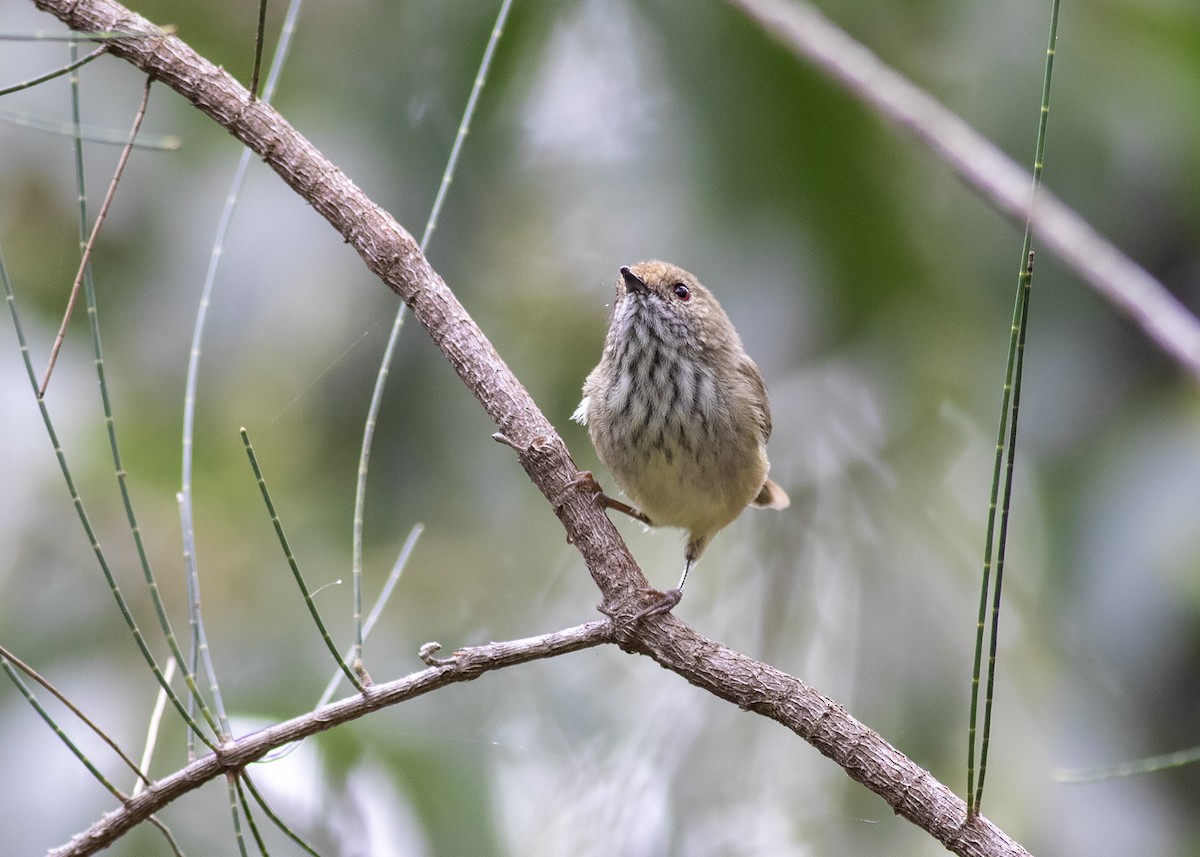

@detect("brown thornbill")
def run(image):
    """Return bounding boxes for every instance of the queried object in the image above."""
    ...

[573,261,789,619]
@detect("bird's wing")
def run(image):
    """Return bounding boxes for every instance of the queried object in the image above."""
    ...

[737,357,772,444]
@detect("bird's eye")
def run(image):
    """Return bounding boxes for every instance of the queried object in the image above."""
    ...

[672,283,691,301]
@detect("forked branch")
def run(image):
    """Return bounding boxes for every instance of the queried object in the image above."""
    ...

[29,0,1043,854]
[49,621,614,857]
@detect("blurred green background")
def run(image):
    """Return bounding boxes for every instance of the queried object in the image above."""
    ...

[2,0,1200,854]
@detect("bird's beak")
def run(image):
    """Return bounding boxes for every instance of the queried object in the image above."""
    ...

[620,266,648,294]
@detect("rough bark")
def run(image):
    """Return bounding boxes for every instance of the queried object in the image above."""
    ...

[31,1,1031,855]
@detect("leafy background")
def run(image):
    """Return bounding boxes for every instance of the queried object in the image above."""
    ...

[2,0,1199,854]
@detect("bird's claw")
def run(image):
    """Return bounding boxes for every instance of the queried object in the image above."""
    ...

[566,471,653,524]
[567,470,604,497]
[634,587,682,620]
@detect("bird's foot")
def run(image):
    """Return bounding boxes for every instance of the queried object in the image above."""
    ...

[566,469,604,498]
[634,587,682,620]
[568,471,653,525]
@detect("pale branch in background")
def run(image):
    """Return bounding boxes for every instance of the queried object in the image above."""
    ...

[727,0,1200,382]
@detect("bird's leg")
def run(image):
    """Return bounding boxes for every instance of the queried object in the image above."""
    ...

[635,556,692,620]
[568,471,653,526]
[597,493,654,526]
[636,534,708,620]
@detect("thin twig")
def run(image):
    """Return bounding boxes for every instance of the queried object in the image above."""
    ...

[49,620,616,857]
[0,642,149,787]
[1056,744,1200,783]
[318,523,424,708]
[349,0,513,681]
[0,108,180,147]
[177,0,305,756]
[0,648,184,855]
[39,74,151,398]
[249,0,268,99]
[0,43,106,96]
[5,60,221,747]
[134,656,175,796]
[969,0,1060,817]
[226,774,252,857]
[239,772,323,857]
[63,55,226,742]
[0,27,163,41]
[240,427,365,692]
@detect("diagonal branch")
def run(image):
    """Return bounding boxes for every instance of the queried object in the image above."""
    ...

[727,0,1200,381]
[31,1,1031,855]
[39,71,151,397]
[36,0,646,607]
[49,620,616,857]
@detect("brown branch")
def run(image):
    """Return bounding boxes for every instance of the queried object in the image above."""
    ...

[31,0,646,612]
[48,620,616,857]
[39,73,152,397]
[30,1,1030,855]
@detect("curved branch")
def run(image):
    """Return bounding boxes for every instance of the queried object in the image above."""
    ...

[31,1,1029,855]
[49,621,615,857]
[44,0,649,608]
[727,0,1200,381]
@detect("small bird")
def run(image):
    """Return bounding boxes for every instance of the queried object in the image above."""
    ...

[572,261,789,618]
